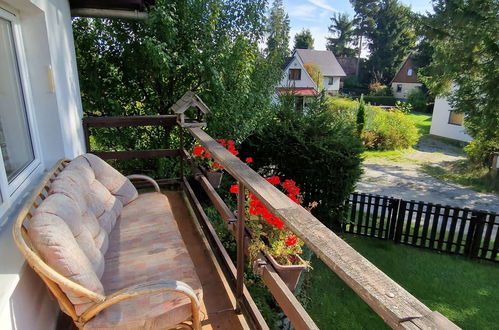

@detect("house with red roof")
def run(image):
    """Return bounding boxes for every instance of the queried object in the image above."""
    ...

[278,49,346,108]
[390,56,422,100]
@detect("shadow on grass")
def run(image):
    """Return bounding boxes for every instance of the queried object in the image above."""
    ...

[303,235,499,330]
[421,159,499,194]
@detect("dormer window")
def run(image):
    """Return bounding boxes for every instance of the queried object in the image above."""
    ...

[289,69,301,80]
[407,68,413,76]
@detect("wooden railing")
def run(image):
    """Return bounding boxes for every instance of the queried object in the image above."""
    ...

[82,116,461,330]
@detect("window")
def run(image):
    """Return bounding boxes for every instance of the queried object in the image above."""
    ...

[328,77,334,85]
[407,68,413,76]
[448,111,464,126]
[0,9,40,210]
[288,69,301,80]
[396,84,402,93]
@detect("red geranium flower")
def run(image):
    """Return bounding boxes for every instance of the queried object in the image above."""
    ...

[245,157,253,163]
[193,145,204,157]
[285,236,297,246]
[230,185,239,194]
[265,176,281,185]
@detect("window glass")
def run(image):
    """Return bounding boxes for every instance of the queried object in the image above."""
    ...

[289,69,301,80]
[449,111,464,126]
[397,84,402,93]
[0,17,35,182]
[407,68,413,76]
[328,77,334,85]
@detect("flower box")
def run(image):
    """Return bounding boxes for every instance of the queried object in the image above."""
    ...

[264,252,307,291]
[200,166,223,189]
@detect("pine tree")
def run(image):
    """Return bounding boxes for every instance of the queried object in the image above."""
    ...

[293,29,314,49]
[266,0,290,64]
[326,13,356,57]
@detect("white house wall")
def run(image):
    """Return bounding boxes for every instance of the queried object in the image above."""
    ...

[430,96,472,142]
[324,76,340,93]
[280,57,316,89]
[391,82,422,100]
[0,0,85,329]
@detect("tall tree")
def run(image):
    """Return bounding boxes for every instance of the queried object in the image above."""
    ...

[326,13,356,57]
[73,0,278,148]
[266,0,290,65]
[420,0,499,153]
[293,29,314,49]
[367,0,416,83]
[349,0,380,75]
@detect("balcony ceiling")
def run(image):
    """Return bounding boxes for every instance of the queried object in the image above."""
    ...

[69,0,155,11]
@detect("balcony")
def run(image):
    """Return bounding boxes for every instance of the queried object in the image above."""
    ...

[72,114,459,329]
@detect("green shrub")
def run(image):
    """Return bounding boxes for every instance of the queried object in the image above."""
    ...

[395,100,413,114]
[465,138,498,167]
[407,89,428,113]
[360,95,396,106]
[363,107,420,150]
[357,95,366,135]
[241,94,363,229]
[325,96,419,151]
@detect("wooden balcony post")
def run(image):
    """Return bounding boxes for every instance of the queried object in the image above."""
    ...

[236,181,245,310]
[179,127,185,179]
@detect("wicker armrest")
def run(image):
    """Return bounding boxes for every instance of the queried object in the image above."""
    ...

[78,280,200,328]
[127,174,161,192]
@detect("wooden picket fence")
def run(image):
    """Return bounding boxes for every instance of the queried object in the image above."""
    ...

[343,192,499,262]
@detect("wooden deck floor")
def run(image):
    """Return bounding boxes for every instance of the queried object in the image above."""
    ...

[57,191,248,330]
[166,191,249,330]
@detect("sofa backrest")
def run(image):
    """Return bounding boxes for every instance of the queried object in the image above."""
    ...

[27,154,138,315]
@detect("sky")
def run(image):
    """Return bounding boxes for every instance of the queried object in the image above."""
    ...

[284,0,434,51]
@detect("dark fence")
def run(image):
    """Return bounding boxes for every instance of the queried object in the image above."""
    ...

[343,192,499,262]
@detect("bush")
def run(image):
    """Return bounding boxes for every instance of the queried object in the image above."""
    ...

[465,138,499,168]
[363,107,420,150]
[360,95,396,106]
[407,90,428,113]
[241,94,363,229]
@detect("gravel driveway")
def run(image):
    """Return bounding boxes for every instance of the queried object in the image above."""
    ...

[356,136,499,214]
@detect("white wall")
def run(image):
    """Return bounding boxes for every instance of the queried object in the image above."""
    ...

[280,56,317,89]
[0,0,85,329]
[324,76,340,93]
[391,82,422,100]
[430,96,472,142]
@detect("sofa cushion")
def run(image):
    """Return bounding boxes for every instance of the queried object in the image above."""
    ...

[83,153,138,205]
[28,195,105,308]
[84,193,202,330]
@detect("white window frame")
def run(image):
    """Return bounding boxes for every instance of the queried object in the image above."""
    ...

[0,8,43,218]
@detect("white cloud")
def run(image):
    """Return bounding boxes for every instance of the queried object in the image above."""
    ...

[306,0,338,12]
[288,4,318,19]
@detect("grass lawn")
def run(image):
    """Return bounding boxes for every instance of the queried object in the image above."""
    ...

[303,235,499,330]
[406,111,432,135]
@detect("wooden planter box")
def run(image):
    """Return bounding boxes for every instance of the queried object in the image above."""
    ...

[264,252,307,291]
[200,166,223,189]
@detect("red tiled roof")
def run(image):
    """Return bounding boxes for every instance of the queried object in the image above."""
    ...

[276,87,319,96]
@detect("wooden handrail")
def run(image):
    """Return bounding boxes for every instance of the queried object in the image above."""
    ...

[82,115,177,128]
[187,127,460,330]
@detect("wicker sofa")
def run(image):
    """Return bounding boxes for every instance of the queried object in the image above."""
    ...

[13,154,202,329]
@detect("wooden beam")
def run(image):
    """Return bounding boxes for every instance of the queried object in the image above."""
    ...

[182,179,269,330]
[83,115,177,128]
[261,265,319,330]
[90,149,180,160]
[187,127,459,330]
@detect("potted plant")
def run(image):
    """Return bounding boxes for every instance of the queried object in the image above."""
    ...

[230,176,316,291]
[192,139,239,188]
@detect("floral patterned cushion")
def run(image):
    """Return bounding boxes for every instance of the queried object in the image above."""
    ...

[84,192,202,329]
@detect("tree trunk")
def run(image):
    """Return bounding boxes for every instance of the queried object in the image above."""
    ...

[356,34,362,77]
